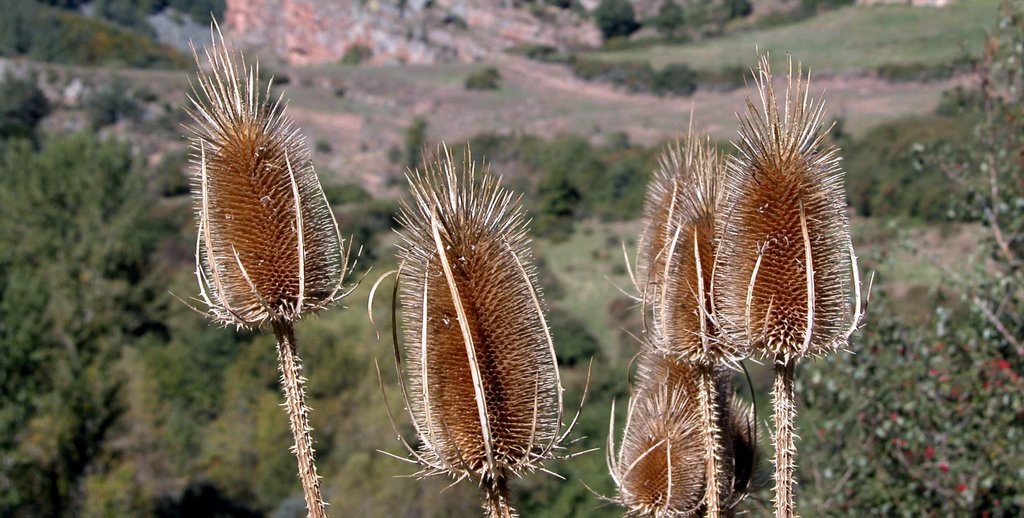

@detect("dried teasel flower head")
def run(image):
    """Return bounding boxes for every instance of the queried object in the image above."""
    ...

[609,345,762,517]
[609,345,705,517]
[657,134,748,367]
[728,395,760,497]
[636,130,702,322]
[388,147,565,516]
[716,54,863,364]
[185,28,348,329]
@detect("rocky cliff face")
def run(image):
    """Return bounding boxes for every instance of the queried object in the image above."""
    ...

[225,0,602,65]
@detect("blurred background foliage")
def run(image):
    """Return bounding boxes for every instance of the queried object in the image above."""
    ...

[0,0,1022,516]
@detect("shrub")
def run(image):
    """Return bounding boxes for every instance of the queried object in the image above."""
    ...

[0,72,49,140]
[875,57,973,83]
[594,0,640,40]
[0,2,186,68]
[570,58,657,93]
[726,0,753,19]
[842,113,975,220]
[92,0,157,36]
[341,44,373,65]
[508,44,562,62]
[153,151,190,197]
[315,138,333,154]
[548,308,600,366]
[464,66,501,90]
[0,133,164,516]
[800,0,855,14]
[695,65,747,92]
[571,58,700,97]
[322,183,371,206]
[83,77,143,128]
[649,0,685,36]
[165,0,226,23]
[403,117,428,170]
[652,63,698,96]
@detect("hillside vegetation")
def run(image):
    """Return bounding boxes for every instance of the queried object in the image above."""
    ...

[592,0,997,73]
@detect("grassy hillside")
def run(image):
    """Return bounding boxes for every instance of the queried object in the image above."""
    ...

[592,0,998,73]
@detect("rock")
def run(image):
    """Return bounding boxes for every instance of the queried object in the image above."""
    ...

[224,0,602,65]
[63,78,86,106]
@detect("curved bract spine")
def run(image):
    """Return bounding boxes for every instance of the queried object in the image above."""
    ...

[390,147,565,517]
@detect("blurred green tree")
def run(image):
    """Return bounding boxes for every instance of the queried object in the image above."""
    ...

[650,0,685,36]
[0,72,49,141]
[594,0,640,40]
[0,133,165,515]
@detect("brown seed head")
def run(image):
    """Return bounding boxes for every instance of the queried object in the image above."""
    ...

[637,129,743,365]
[637,134,694,306]
[716,55,856,363]
[186,30,347,329]
[728,395,759,496]
[395,148,563,489]
[611,346,704,517]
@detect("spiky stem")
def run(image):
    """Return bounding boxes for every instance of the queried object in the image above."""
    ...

[772,359,797,518]
[698,363,724,517]
[273,319,327,518]
[484,476,514,518]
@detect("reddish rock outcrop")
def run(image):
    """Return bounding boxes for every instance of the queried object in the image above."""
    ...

[225,0,601,65]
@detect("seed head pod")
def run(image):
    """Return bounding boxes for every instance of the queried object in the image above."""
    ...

[728,396,759,496]
[717,54,865,518]
[391,148,564,517]
[657,135,745,366]
[609,353,704,517]
[636,134,693,312]
[633,131,738,517]
[186,31,347,330]
[716,54,861,363]
[184,29,348,518]
[610,346,762,517]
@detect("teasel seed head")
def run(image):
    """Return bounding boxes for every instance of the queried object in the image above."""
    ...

[185,28,348,330]
[657,133,749,367]
[716,54,862,364]
[610,345,763,517]
[637,131,703,324]
[390,147,564,513]
[728,395,760,497]
[610,345,705,517]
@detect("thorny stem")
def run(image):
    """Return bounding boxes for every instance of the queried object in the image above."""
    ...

[698,364,723,518]
[273,319,328,518]
[772,359,797,518]
[484,475,514,518]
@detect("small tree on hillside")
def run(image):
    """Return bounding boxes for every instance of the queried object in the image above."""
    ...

[594,0,640,40]
[0,72,49,140]
[651,1,685,37]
